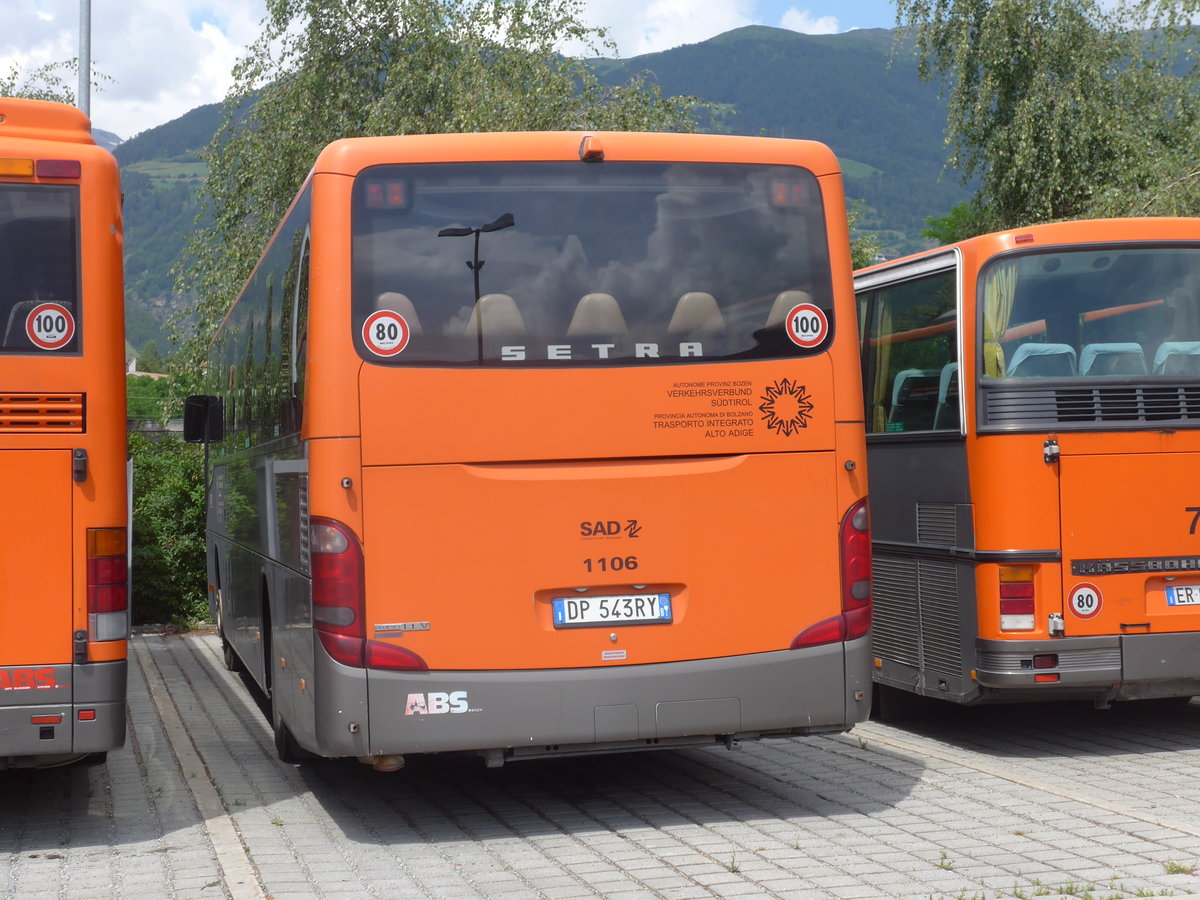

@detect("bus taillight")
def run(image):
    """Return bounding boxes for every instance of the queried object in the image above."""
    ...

[311,517,365,667]
[840,499,872,641]
[87,527,127,642]
[790,498,872,649]
[999,566,1036,631]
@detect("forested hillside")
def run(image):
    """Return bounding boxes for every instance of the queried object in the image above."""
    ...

[116,25,964,353]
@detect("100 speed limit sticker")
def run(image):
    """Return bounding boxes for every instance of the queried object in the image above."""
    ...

[1068,582,1103,619]
[784,302,829,349]
[362,310,411,357]
[25,303,76,350]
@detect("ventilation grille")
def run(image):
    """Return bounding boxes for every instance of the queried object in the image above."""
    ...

[917,503,956,545]
[0,393,84,433]
[984,383,1200,427]
[873,552,965,677]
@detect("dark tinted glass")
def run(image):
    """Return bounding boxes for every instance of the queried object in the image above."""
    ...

[351,161,834,366]
[0,184,80,354]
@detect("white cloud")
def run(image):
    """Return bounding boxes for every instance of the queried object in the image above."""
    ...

[578,0,757,57]
[779,7,840,35]
[0,0,265,140]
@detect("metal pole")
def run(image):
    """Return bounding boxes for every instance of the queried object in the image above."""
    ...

[78,0,91,117]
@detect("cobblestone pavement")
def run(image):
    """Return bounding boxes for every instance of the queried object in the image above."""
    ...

[2,632,1200,900]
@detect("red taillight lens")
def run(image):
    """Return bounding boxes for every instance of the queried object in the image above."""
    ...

[87,527,127,642]
[790,498,872,649]
[840,498,872,640]
[311,518,365,666]
[365,640,428,671]
[36,158,81,179]
[1000,582,1034,599]
[999,597,1035,615]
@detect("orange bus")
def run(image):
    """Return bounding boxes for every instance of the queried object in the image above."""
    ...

[855,218,1200,714]
[185,131,871,769]
[0,98,128,765]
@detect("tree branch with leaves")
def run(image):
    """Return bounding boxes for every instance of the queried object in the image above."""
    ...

[896,0,1200,238]
[172,0,717,381]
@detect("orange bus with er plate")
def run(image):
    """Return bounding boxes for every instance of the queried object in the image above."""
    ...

[856,218,1200,713]
[0,98,128,766]
[186,131,871,769]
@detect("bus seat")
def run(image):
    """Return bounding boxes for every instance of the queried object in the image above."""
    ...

[1153,341,1200,375]
[765,290,813,327]
[464,293,526,337]
[887,368,940,431]
[1007,342,1078,377]
[375,292,422,334]
[932,362,960,430]
[668,292,725,334]
[1080,342,1147,376]
[567,292,627,336]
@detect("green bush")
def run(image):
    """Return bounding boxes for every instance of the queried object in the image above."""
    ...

[128,432,207,625]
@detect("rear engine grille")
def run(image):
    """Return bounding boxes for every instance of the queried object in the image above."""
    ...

[0,393,85,433]
[984,383,1200,428]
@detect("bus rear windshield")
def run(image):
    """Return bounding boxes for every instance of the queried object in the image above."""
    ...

[351,161,834,366]
[982,245,1200,379]
[0,183,80,354]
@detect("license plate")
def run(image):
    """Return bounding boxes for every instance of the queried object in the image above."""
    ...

[1166,584,1200,606]
[552,593,672,628]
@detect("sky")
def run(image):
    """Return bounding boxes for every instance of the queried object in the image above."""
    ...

[0,0,898,142]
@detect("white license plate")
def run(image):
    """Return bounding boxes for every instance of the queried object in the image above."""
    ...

[1166,584,1200,606]
[552,593,672,628]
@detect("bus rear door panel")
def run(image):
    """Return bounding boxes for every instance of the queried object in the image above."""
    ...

[1054,432,1200,699]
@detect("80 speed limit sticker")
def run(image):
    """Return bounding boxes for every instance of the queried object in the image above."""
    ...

[1069,582,1102,619]
[25,303,76,350]
[784,302,829,349]
[362,310,411,357]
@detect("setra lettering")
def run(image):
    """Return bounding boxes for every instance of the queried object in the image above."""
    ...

[500,342,703,361]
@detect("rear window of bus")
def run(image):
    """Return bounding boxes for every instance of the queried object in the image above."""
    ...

[981,245,1200,379]
[0,183,81,354]
[351,161,834,366]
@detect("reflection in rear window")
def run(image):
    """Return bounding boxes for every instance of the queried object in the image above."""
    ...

[0,184,80,354]
[351,161,833,366]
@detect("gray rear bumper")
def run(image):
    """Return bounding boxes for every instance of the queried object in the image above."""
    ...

[310,636,871,760]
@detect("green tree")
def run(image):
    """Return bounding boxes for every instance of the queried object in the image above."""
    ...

[173,0,715,380]
[128,433,207,625]
[126,373,174,422]
[0,61,76,103]
[848,201,883,269]
[895,0,1200,234]
[0,60,112,105]
[135,340,168,375]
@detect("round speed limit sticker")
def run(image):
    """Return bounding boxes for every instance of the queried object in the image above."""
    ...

[361,310,411,357]
[784,302,829,349]
[25,302,76,350]
[1068,582,1103,619]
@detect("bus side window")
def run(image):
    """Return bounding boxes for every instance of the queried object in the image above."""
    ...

[291,229,311,430]
[864,268,957,433]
